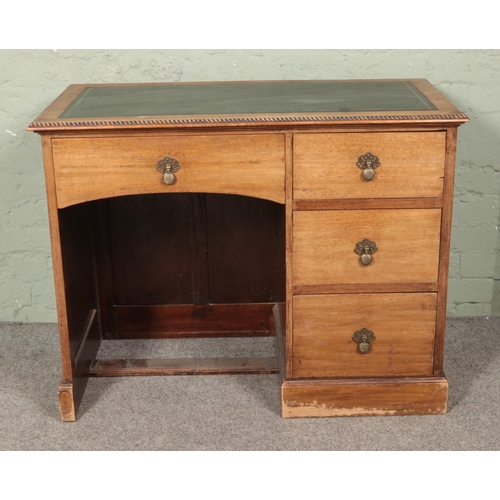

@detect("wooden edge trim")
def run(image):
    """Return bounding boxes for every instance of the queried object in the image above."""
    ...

[411,79,470,118]
[89,357,279,377]
[93,200,117,339]
[41,136,74,382]
[273,304,286,382]
[282,377,448,418]
[57,189,286,210]
[434,127,459,375]
[293,283,439,295]
[115,330,273,339]
[33,124,459,139]
[28,114,470,132]
[285,133,293,378]
[30,85,88,126]
[293,198,443,211]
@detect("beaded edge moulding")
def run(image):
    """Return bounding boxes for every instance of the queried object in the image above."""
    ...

[28,112,469,129]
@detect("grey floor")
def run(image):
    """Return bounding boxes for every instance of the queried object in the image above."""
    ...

[1,317,499,450]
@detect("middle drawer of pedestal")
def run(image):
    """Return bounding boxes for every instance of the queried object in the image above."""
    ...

[293,209,441,286]
[292,293,437,378]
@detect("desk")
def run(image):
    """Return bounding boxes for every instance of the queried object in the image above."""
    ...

[28,80,468,421]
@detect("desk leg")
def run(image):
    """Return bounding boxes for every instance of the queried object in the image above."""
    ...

[56,204,101,421]
[42,137,101,421]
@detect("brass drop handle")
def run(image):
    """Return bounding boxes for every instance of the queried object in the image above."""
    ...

[157,156,181,185]
[356,152,380,181]
[354,238,378,265]
[352,328,376,354]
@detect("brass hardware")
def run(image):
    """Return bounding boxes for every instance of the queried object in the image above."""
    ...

[157,156,181,185]
[354,238,378,265]
[356,152,380,181]
[352,328,376,354]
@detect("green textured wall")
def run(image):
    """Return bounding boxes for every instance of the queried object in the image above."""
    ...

[1,49,499,322]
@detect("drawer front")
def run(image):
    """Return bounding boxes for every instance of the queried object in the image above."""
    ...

[293,209,441,285]
[293,132,446,200]
[52,134,285,208]
[293,293,437,378]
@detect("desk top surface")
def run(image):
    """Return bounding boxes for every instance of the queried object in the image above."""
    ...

[28,79,468,132]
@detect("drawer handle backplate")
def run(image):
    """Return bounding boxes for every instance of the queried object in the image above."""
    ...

[356,152,380,181]
[157,156,181,185]
[354,238,378,265]
[352,328,376,354]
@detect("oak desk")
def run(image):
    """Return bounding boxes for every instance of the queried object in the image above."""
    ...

[28,80,468,421]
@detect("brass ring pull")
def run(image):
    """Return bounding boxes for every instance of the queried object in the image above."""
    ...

[352,328,376,354]
[157,156,181,185]
[354,238,378,265]
[356,152,380,181]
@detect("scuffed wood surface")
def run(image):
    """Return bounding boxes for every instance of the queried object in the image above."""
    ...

[90,357,278,376]
[282,377,448,417]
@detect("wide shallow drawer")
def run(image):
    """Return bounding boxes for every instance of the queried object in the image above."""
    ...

[293,209,441,285]
[293,132,446,199]
[51,134,285,208]
[292,293,437,378]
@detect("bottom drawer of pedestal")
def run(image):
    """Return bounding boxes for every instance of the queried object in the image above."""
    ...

[292,293,437,378]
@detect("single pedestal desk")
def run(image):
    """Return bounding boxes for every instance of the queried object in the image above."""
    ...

[28,80,468,421]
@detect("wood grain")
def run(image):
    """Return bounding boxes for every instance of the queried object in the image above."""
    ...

[285,133,294,378]
[89,357,278,376]
[41,136,73,381]
[292,293,437,378]
[273,303,286,381]
[434,127,459,375]
[293,209,442,285]
[92,200,116,338]
[113,304,275,338]
[108,193,209,306]
[41,137,101,421]
[51,134,286,207]
[58,204,99,360]
[293,198,442,211]
[411,79,467,117]
[293,132,446,199]
[282,377,448,417]
[206,195,286,304]
[293,282,439,295]
[108,193,285,307]
[58,384,77,422]
[57,310,100,422]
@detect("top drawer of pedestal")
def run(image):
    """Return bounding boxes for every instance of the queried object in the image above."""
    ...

[293,132,446,200]
[51,134,285,208]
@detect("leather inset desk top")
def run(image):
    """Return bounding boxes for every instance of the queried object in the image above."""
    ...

[59,81,437,118]
[27,79,468,131]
